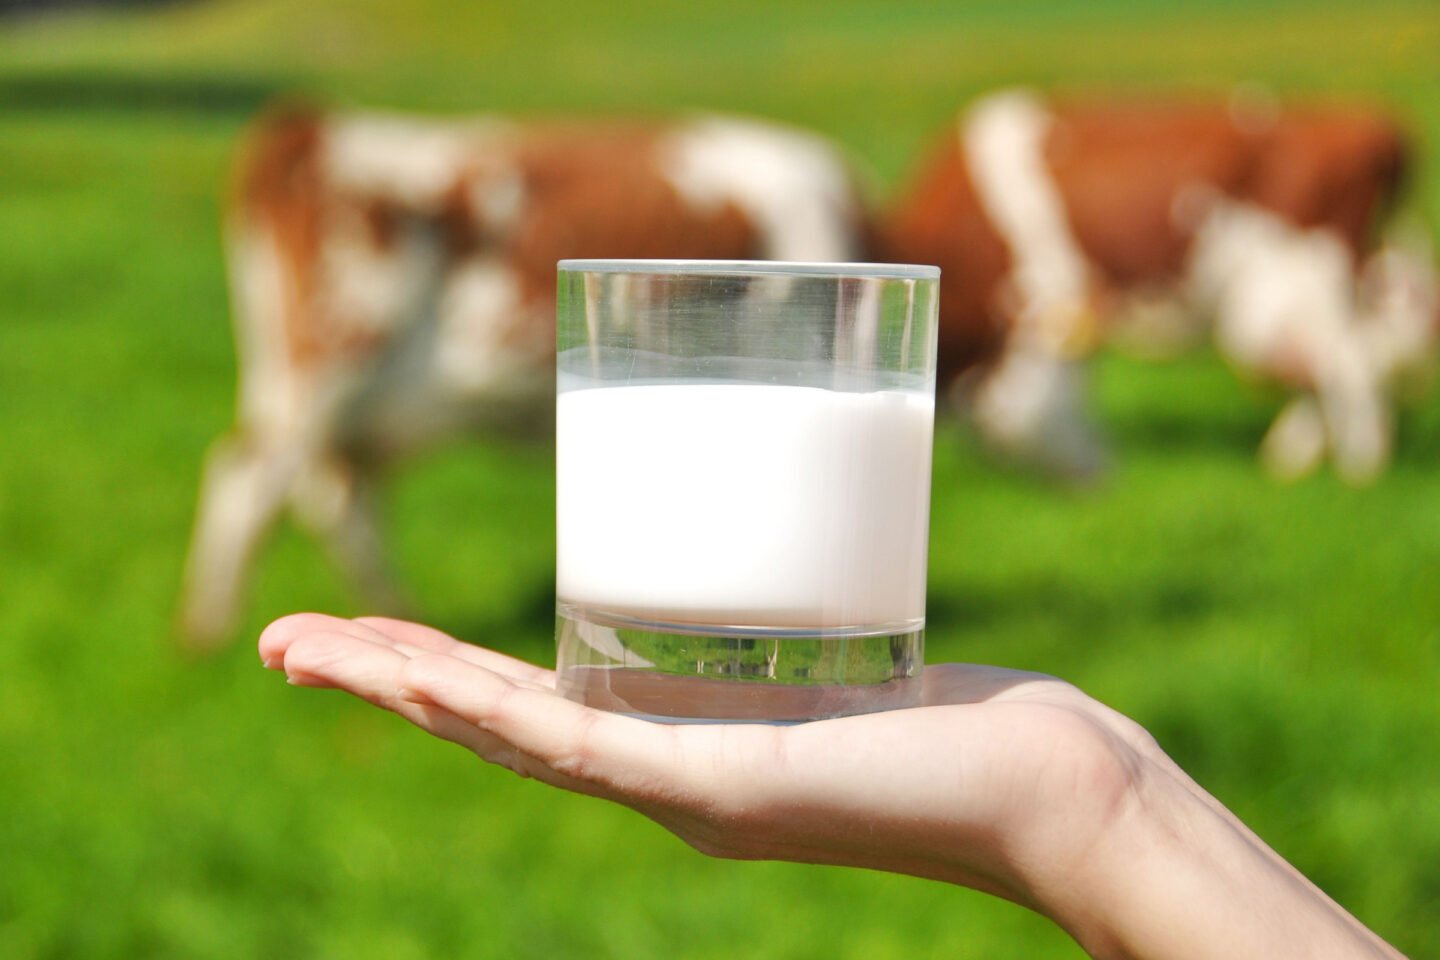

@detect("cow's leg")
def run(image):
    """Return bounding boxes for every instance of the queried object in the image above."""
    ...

[289,456,408,617]
[962,90,1106,479]
[1193,203,1393,485]
[1357,242,1439,383]
[969,343,1106,480]
[1314,349,1390,486]
[1259,395,1327,482]
[178,433,301,649]
[178,216,312,650]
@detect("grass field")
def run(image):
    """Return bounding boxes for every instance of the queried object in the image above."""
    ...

[2,0,1439,956]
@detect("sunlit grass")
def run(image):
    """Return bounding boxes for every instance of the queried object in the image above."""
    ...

[1,0,1437,956]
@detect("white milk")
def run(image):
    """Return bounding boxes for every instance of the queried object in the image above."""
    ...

[557,382,934,630]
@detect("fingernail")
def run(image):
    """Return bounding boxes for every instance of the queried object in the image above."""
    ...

[262,656,279,670]
[396,686,432,704]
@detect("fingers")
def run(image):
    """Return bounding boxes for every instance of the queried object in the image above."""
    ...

[354,616,557,688]
[274,624,412,711]
[396,653,697,800]
[260,613,554,689]
[260,613,698,802]
[262,618,515,760]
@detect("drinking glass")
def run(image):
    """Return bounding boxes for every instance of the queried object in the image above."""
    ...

[555,259,940,722]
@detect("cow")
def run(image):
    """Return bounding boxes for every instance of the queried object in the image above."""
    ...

[881,89,1438,483]
[178,105,870,648]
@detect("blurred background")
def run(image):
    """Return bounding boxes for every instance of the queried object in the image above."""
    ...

[2,0,1438,956]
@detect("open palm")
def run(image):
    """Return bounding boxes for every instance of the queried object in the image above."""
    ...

[261,614,1170,910]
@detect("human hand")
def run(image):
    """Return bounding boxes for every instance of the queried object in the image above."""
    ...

[260,614,1401,960]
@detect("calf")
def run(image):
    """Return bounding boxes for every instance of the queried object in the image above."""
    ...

[882,89,1437,482]
[180,106,868,647]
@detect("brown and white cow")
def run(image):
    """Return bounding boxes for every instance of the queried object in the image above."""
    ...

[882,89,1438,482]
[179,106,869,647]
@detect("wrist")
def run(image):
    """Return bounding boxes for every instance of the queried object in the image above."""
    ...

[1039,755,1398,960]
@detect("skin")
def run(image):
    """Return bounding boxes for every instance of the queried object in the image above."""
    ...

[260,613,1404,960]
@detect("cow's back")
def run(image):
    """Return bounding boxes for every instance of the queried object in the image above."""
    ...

[1242,108,1408,255]
[499,122,766,311]
[1043,102,1256,287]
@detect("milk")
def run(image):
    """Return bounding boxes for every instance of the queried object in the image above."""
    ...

[556,382,934,630]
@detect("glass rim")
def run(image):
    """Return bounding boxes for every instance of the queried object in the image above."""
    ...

[557,259,940,281]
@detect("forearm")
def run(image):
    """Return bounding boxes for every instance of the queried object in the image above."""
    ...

[1042,763,1402,960]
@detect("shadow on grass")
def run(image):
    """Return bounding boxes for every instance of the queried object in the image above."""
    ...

[930,574,1232,635]
[0,69,290,116]
[1389,401,1440,469]
[936,407,1270,493]
[1112,388,1440,471]
[1105,409,1270,457]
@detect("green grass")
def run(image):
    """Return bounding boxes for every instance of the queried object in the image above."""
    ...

[2,0,1439,956]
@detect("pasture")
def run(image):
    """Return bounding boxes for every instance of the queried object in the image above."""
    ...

[1,0,1438,956]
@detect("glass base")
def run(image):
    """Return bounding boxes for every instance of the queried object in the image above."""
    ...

[555,605,923,723]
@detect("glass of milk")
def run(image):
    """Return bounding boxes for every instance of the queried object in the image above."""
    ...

[555,260,940,722]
